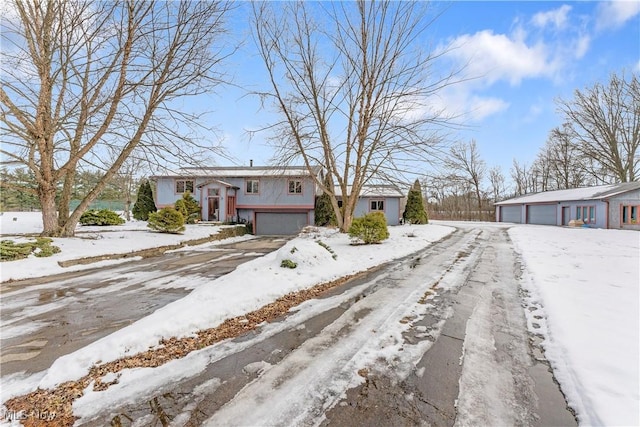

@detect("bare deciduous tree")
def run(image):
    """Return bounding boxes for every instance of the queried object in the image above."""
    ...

[488,166,505,203]
[510,159,531,196]
[557,71,639,183]
[251,1,456,231]
[446,139,486,217]
[543,125,591,189]
[0,0,233,236]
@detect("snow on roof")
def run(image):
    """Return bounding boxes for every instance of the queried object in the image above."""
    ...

[334,185,405,198]
[495,182,640,205]
[151,166,322,179]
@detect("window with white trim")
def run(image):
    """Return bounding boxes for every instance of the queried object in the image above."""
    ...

[246,179,259,194]
[370,200,384,211]
[176,179,194,194]
[288,179,303,194]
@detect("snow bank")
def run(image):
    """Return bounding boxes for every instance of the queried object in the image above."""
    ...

[510,226,639,426]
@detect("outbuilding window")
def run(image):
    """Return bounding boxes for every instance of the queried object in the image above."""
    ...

[621,205,639,224]
[370,200,384,211]
[576,205,595,223]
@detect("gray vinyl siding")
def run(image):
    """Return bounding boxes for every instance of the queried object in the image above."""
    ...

[232,176,315,208]
[154,177,205,207]
[558,201,607,228]
[353,197,402,226]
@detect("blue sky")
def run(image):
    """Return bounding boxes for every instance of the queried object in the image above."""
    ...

[199,1,639,180]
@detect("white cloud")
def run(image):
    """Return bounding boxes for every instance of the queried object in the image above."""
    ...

[430,84,510,123]
[595,0,640,31]
[532,5,573,30]
[466,96,511,121]
[573,34,591,59]
[443,30,558,86]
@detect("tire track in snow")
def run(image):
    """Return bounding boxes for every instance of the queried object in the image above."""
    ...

[200,228,485,427]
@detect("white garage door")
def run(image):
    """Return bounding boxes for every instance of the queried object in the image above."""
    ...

[526,204,556,225]
[255,212,309,235]
[500,205,522,223]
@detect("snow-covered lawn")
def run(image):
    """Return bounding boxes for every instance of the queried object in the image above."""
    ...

[510,226,639,427]
[0,212,252,282]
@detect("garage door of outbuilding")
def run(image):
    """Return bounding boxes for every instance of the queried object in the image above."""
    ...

[255,212,309,235]
[526,204,556,225]
[500,205,522,223]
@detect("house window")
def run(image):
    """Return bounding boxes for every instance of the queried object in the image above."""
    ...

[576,205,596,223]
[246,179,259,194]
[208,188,220,197]
[288,179,303,194]
[621,205,639,224]
[370,200,384,211]
[176,179,194,194]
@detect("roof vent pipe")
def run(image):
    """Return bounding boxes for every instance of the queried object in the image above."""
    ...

[250,159,253,167]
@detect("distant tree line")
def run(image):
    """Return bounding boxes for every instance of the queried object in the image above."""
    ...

[0,168,146,214]
[424,70,638,221]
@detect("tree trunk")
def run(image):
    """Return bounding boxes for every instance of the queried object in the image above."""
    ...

[57,169,76,227]
[341,210,353,233]
[124,195,131,221]
[39,182,60,237]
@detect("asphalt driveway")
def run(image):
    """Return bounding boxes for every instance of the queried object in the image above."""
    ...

[0,236,289,376]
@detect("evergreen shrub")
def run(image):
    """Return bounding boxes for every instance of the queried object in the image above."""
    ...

[280,259,297,269]
[1,238,61,261]
[314,193,336,226]
[79,209,125,226]
[132,180,157,221]
[348,212,390,244]
[33,238,62,257]
[403,179,429,224]
[148,207,185,234]
[175,191,200,224]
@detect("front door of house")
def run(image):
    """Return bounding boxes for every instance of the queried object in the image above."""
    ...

[208,197,220,221]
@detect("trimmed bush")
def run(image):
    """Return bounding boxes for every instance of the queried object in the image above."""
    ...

[79,209,125,226]
[348,211,390,244]
[132,180,157,221]
[1,238,61,261]
[147,207,185,234]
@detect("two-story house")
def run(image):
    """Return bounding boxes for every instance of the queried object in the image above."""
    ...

[152,165,409,234]
[151,166,321,235]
